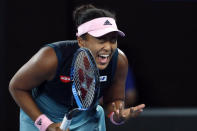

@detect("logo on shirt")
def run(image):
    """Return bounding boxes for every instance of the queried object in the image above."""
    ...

[100,76,107,82]
[60,75,71,83]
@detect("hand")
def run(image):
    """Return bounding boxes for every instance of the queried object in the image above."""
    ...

[112,103,145,123]
[46,123,69,131]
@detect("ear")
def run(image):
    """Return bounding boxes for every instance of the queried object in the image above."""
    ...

[77,37,85,47]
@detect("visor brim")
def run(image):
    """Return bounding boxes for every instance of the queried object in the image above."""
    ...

[88,27,125,37]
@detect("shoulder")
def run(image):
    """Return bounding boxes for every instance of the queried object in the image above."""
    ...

[35,46,57,65]
[9,46,58,90]
[117,48,128,70]
[28,46,58,81]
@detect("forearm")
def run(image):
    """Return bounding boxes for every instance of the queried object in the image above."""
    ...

[9,87,42,121]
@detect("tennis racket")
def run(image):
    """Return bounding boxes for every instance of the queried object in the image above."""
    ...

[60,47,100,131]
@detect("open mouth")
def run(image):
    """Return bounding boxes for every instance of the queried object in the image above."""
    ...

[97,54,110,65]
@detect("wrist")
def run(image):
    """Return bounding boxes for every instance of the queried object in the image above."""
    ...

[109,112,125,125]
[34,114,53,131]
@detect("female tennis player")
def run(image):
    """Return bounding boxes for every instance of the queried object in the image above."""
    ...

[9,4,145,131]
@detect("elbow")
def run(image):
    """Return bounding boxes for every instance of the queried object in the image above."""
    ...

[9,79,16,94]
[8,79,27,99]
[8,78,22,95]
[9,78,31,95]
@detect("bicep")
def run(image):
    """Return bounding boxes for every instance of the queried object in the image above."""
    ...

[9,46,58,91]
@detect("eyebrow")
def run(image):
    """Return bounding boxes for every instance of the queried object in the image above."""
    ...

[97,34,118,41]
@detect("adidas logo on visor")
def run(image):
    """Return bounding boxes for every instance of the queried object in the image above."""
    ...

[104,20,112,25]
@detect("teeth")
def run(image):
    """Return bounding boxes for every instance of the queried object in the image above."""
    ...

[99,55,109,58]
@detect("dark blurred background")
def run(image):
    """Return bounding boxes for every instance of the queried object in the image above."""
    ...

[1,0,197,130]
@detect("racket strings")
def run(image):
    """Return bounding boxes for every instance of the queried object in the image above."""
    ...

[74,51,96,108]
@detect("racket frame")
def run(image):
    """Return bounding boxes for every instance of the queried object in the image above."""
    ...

[60,47,100,130]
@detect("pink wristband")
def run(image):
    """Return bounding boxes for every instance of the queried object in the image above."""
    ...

[34,114,53,131]
[109,112,125,125]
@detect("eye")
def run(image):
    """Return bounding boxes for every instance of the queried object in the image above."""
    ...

[110,39,117,43]
[98,39,106,44]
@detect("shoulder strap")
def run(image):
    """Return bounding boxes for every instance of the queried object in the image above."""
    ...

[46,40,78,80]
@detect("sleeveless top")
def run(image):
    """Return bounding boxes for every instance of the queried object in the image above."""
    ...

[32,40,118,106]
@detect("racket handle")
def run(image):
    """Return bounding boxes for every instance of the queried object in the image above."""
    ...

[60,115,72,130]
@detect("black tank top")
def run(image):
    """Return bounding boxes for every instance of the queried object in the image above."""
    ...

[33,40,118,106]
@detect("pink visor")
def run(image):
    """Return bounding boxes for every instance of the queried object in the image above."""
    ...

[76,17,125,37]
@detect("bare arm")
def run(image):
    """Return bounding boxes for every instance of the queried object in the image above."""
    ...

[9,46,57,121]
[103,49,145,123]
[103,49,128,115]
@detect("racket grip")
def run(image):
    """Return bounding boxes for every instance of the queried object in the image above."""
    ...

[60,115,72,130]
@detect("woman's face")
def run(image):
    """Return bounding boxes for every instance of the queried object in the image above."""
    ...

[78,33,118,70]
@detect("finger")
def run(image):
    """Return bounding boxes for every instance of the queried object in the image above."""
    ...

[112,102,116,111]
[135,109,143,114]
[130,107,144,118]
[115,103,124,121]
[132,104,145,113]
[136,104,145,110]
[112,102,120,115]
[130,108,140,114]
[119,103,124,117]
[112,102,119,116]
[130,107,135,114]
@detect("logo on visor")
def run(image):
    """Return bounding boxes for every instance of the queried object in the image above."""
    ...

[104,20,112,25]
